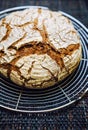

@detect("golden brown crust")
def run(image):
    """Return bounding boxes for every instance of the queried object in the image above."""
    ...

[0,8,82,88]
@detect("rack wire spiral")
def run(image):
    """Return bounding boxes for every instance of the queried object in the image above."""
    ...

[0,6,88,113]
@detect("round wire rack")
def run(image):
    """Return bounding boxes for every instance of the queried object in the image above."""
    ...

[0,6,88,113]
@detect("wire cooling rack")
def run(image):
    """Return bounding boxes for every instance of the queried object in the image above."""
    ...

[0,6,88,113]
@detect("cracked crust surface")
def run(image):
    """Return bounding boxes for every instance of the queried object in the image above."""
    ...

[0,8,82,88]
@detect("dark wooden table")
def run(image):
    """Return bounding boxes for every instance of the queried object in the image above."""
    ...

[0,0,88,130]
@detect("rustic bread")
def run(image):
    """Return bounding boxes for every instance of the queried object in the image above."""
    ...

[0,8,82,88]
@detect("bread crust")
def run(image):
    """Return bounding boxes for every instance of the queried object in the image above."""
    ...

[0,8,82,88]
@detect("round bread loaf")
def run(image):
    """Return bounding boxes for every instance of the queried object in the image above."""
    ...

[0,8,82,89]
